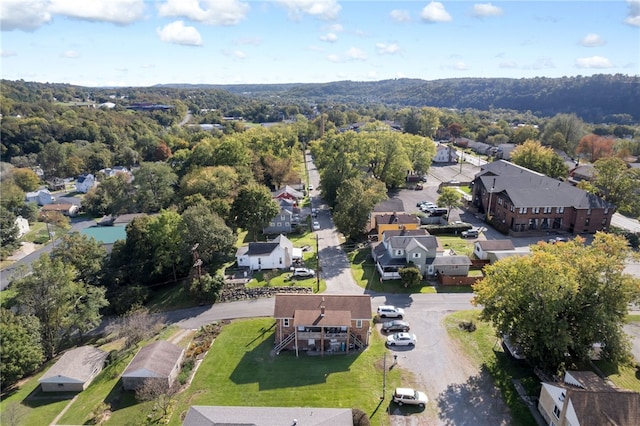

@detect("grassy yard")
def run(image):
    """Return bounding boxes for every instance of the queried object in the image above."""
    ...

[168,318,409,425]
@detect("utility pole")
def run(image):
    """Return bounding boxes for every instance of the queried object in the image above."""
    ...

[316,233,320,292]
[381,354,387,400]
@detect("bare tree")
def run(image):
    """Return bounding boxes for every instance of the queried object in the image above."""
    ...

[106,306,164,349]
[135,378,177,418]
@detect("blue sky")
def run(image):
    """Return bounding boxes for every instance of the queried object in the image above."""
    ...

[1,1,638,87]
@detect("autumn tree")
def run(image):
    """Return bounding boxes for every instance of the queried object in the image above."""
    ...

[106,306,164,349]
[82,173,134,216]
[473,233,640,374]
[180,203,235,266]
[333,177,387,241]
[11,168,40,192]
[576,134,615,161]
[510,140,569,178]
[511,125,540,144]
[230,183,280,240]
[135,377,178,419]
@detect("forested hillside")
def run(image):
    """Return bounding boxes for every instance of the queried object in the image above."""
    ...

[161,74,640,124]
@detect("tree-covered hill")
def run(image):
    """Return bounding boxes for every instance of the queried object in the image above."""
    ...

[159,74,640,124]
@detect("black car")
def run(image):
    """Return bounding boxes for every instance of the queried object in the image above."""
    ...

[381,320,410,333]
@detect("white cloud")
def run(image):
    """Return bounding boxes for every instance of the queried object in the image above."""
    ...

[320,32,338,42]
[580,33,605,47]
[326,23,343,32]
[366,70,378,79]
[1,49,18,57]
[326,53,341,62]
[625,0,640,26]
[346,47,367,60]
[223,49,246,59]
[50,0,145,25]
[234,36,262,46]
[158,0,250,26]
[499,61,518,69]
[390,9,411,23]
[61,50,79,58]
[575,56,613,69]
[157,21,203,46]
[396,72,406,78]
[472,3,503,18]
[527,58,555,70]
[421,2,452,23]
[277,0,341,21]
[0,0,51,31]
[376,43,400,55]
[452,61,469,70]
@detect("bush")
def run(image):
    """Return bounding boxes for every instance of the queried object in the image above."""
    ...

[352,408,370,426]
[458,321,476,332]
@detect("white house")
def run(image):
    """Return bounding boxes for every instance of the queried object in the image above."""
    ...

[75,173,96,193]
[235,234,296,271]
[14,216,29,238]
[433,144,456,163]
[25,189,55,206]
[39,346,108,392]
[473,240,516,260]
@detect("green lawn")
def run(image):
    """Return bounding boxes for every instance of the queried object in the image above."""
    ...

[168,318,409,425]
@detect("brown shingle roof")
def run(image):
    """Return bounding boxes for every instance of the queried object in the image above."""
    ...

[122,341,183,379]
[566,388,640,426]
[293,309,352,327]
[274,294,371,320]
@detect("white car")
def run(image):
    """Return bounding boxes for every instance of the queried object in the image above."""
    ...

[293,268,315,278]
[392,387,428,407]
[377,305,404,318]
[386,332,417,347]
[308,184,314,191]
[312,221,320,230]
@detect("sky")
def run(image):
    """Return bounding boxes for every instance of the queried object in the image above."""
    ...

[1,0,639,87]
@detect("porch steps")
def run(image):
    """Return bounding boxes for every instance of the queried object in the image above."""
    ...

[350,332,365,350]
[272,332,296,355]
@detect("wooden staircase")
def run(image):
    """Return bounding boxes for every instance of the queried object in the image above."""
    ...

[272,333,296,355]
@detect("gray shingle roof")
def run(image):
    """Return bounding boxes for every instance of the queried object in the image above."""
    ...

[476,160,614,209]
[183,406,354,426]
[122,341,183,379]
[432,255,472,266]
[373,198,405,212]
[39,346,107,384]
[476,240,516,251]
[388,235,438,251]
[376,213,419,225]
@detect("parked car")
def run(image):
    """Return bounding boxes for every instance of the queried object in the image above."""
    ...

[377,305,404,318]
[461,229,479,238]
[548,236,568,244]
[307,184,314,191]
[386,332,417,346]
[414,183,423,190]
[293,268,315,278]
[421,175,428,182]
[381,320,410,333]
[312,221,320,230]
[392,387,428,407]
[311,208,318,217]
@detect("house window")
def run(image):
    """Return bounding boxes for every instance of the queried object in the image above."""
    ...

[277,222,282,227]
[355,320,362,328]
[544,207,552,214]
[587,208,592,215]
[553,405,561,419]
[602,218,607,225]
[279,257,282,264]
[604,208,609,215]
[497,197,503,206]
[58,383,64,387]
[510,204,514,212]
[528,218,537,230]
[541,218,549,229]
[557,207,564,213]
[413,253,421,258]
[283,318,290,327]
[285,222,290,226]
[553,218,563,229]
[270,222,275,227]
[395,250,403,256]
[533,207,540,214]
[585,218,590,226]
[519,207,527,214]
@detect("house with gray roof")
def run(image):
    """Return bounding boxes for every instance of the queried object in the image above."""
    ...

[121,340,184,390]
[371,229,441,280]
[235,234,296,271]
[471,160,615,236]
[432,255,472,276]
[473,239,516,260]
[39,346,108,392]
[263,207,294,235]
[183,406,354,426]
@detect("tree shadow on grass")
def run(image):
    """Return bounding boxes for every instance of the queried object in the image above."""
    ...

[436,366,512,426]
[229,332,358,391]
[103,379,138,412]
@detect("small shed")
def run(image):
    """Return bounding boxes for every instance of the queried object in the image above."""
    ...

[121,341,184,391]
[432,255,472,276]
[38,346,108,392]
[473,240,516,260]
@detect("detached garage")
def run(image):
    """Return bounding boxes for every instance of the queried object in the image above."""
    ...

[121,341,184,391]
[39,346,108,392]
